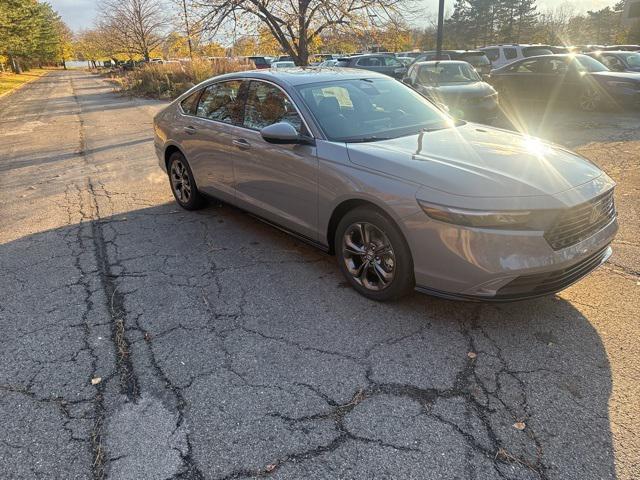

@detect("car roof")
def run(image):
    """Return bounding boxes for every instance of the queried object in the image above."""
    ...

[209,67,390,87]
[413,60,470,66]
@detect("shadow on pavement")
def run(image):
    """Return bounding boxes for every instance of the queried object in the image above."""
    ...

[0,200,615,479]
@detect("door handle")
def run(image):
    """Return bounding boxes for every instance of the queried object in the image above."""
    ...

[184,125,197,135]
[232,138,251,149]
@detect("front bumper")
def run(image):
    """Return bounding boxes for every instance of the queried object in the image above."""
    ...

[405,210,618,301]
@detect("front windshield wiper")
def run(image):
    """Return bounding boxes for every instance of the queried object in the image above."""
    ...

[345,136,392,143]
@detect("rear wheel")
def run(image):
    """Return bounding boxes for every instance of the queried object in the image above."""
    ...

[335,207,414,301]
[167,151,205,210]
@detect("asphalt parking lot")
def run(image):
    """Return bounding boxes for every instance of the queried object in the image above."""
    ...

[0,70,638,479]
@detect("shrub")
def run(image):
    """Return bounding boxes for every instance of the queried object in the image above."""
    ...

[117,58,253,99]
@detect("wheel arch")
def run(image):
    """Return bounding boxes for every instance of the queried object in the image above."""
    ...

[326,197,404,255]
[164,144,184,171]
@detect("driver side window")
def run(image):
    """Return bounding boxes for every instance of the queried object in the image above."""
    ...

[243,81,304,134]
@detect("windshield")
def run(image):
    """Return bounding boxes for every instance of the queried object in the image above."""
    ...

[621,52,640,67]
[572,55,609,72]
[417,62,481,84]
[296,78,454,142]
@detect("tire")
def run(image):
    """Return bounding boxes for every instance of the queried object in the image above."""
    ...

[335,206,414,301]
[167,151,205,210]
[578,87,602,112]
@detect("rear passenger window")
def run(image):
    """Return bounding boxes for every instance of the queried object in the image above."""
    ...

[504,48,517,60]
[180,91,201,116]
[196,80,244,124]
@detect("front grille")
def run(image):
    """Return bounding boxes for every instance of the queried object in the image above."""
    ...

[544,190,616,250]
[496,246,610,299]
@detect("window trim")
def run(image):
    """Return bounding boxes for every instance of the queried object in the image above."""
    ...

[178,89,205,116]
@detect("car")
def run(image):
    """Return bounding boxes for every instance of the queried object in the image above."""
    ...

[397,51,426,59]
[153,68,618,301]
[587,50,640,72]
[396,56,415,67]
[334,54,407,79]
[318,59,338,67]
[481,44,553,68]
[490,53,640,111]
[414,50,492,77]
[270,60,296,69]
[601,45,640,52]
[403,60,499,122]
[246,56,271,69]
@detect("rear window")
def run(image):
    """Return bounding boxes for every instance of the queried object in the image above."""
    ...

[250,57,268,66]
[335,60,351,67]
[523,47,553,57]
[458,53,490,65]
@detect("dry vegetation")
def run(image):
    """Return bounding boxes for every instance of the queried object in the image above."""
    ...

[111,58,253,99]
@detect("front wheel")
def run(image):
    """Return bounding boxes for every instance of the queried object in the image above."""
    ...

[578,87,602,112]
[167,151,205,210]
[335,207,414,301]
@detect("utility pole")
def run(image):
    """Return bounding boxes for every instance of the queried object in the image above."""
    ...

[436,0,445,60]
[181,0,193,60]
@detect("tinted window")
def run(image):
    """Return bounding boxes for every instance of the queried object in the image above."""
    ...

[621,52,640,67]
[523,47,553,57]
[513,59,544,73]
[417,63,481,84]
[571,55,609,72]
[458,53,490,66]
[484,48,500,61]
[250,57,268,67]
[196,80,244,124]
[297,78,452,142]
[180,91,201,115]
[504,48,517,60]
[243,81,304,133]
[356,57,381,67]
[547,59,568,74]
[335,59,350,67]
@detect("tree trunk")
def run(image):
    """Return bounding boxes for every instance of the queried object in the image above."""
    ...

[9,54,22,74]
[62,58,67,70]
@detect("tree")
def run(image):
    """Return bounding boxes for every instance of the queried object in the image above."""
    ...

[192,0,415,65]
[97,0,168,61]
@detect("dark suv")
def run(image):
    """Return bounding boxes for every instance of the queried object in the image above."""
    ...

[414,50,492,77]
[335,54,407,79]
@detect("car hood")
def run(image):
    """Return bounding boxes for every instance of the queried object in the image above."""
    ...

[346,124,603,198]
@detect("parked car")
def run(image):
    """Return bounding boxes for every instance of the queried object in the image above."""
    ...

[318,59,338,67]
[414,50,492,77]
[481,44,553,68]
[397,51,426,59]
[490,53,640,111]
[403,61,499,122]
[601,45,640,51]
[246,56,271,69]
[334,54,407,79]
[396,56,415,67]
[549,46,570,54]
[587,50,640,72]
[153,68,617,301]
[271,60,296,69]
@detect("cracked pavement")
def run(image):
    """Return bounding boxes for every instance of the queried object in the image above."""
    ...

[0,70,638,479]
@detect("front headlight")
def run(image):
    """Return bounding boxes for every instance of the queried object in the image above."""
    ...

[417,200,539,229]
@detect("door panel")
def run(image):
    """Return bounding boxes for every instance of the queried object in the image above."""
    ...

[183,80,245,201]
[233,81,319,240]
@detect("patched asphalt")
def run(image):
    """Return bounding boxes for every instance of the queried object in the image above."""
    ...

[0,70,638,480]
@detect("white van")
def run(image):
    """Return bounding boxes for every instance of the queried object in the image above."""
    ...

[480,44,553,69]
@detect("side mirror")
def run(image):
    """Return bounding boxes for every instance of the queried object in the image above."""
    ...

[260,122,313,145]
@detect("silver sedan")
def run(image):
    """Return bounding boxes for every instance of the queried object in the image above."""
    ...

[153,68,618,301]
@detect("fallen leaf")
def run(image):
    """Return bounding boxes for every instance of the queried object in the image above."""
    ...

[91,377,102,385]
[265,464,277,473]
[144,332,152,342]
[513,421,526,430]
[467,352,477,359]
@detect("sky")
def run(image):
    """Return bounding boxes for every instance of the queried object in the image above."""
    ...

[49,0,619,32]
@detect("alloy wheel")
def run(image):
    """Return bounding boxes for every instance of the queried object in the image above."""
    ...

[342,222,395,291]
[170,159,192,203]
[579,89,601,112]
